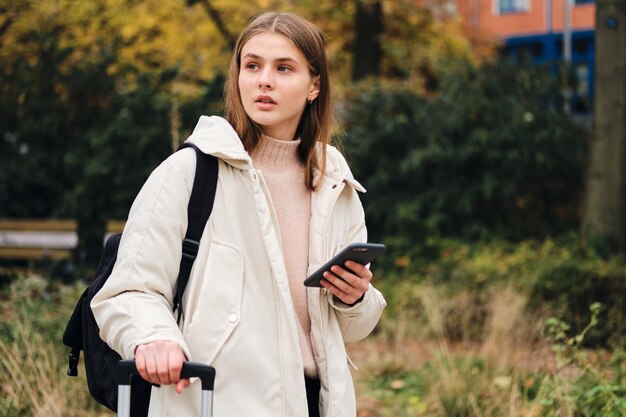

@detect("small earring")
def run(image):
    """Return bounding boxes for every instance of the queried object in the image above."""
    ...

[308,98,314,105]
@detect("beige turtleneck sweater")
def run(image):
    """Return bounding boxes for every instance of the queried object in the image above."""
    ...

[251,135,317,378]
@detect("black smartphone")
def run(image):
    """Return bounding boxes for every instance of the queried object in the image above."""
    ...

[303,243,386,287]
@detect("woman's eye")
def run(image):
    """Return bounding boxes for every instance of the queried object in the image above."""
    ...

[277,65,291,73]
[245,63,259,70]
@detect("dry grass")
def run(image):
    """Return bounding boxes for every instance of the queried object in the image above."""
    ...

[0,275,109,417]
[349,283,565,417]
[0,274,621,417]
[1,320,72,417]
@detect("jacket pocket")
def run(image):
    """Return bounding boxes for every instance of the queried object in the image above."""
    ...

[183,240,244,364]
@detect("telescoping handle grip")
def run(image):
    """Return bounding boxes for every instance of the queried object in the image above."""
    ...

[116,359,216,417]
[116,359,216,389]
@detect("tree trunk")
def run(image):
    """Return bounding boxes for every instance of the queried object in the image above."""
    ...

[352,0,383,81]
[582,0,626,250]
[187,0,236,50]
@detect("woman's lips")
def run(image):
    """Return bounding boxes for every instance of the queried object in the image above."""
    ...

[255,95,276,110]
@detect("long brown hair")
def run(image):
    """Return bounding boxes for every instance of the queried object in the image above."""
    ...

[224,12,331,190]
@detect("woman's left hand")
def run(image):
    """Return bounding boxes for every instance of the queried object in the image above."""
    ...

[320,260,372,305]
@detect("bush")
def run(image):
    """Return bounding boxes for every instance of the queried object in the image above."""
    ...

[529,240,626,346]
[376,236,626,346]
[342,60,588,249]
[0,275,108,417]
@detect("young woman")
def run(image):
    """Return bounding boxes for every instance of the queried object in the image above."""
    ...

[92,12,386,417]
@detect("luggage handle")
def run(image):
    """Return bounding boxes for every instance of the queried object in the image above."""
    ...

[116,359,216,417]
[116,359,216,390]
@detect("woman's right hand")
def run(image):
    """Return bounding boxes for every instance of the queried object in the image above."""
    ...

[134,340,190,393]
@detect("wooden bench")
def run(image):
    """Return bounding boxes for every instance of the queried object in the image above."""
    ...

[0,219,125,263]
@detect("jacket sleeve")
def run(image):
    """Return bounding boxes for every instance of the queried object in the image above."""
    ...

[327,189,387,344]
[91,150,196,360]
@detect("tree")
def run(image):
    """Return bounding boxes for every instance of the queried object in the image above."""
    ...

[0,0,210,264]
[0,0,480,269]
[186,0,237,49]
[245,0,477,93]
[342,62,587,247]
[582,0,626,251]
[352,0,383,80]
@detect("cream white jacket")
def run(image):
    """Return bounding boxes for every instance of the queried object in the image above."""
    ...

[91,116,386,417]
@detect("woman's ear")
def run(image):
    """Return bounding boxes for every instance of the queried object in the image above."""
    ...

[308,76,320,101]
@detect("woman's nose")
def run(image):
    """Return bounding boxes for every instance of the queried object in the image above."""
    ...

[258,69,274,89]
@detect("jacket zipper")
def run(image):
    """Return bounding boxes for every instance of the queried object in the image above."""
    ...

[255,170,283,251]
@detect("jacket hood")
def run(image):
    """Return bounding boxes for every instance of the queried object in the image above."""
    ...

[185,115,366,192]
[185,116,252,171]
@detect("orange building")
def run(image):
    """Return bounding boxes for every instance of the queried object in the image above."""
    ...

[456,0,596,111]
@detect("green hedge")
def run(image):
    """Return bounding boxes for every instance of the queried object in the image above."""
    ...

[342,60,588,248]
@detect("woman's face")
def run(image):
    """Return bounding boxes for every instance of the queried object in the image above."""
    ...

[238,32,319,141]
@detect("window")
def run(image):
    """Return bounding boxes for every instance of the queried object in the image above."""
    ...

[573,39,590,54]
[571,62,592,112]
[497,0,529,14]
[574,62,590,98]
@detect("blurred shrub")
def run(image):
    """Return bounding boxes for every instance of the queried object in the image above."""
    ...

[0,276,107,417]
[342,60,588,250]
[376,236,626,347]
[540,306,626,416]
[0,10,227,268]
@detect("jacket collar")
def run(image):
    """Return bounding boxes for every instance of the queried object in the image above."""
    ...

[185,115,366,193]
[315,146,366,193]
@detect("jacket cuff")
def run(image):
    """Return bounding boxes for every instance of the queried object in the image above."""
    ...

[130,337,191,362]
[327,285,372,312]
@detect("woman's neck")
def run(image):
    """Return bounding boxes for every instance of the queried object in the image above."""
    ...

[260,125,297,142]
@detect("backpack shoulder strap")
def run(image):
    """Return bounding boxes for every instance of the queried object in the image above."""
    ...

[173,142,219,323]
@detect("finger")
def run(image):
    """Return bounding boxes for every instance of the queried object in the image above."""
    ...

[176,378,191,394]
[328,266,369,295]
[156,349,172,385]
[344,261,373,282]
[338,263,371,295]
[328,265,358,286]
[324,269,354,292]
[135,348,151,383]
[168,349,184,384]
[143,350,160,385]
[321,275,362,304]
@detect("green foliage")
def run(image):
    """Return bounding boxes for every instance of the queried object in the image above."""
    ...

[0,276,108,417]
[342,60,588,248]
[363,369,430,416]
[375,235,626,346]
[360,300,625,417]
[545,303,602,368]
[529,240,626,346]
[0,274,80,345]
[540,305,626,416]
[0,25,117,219]
[0,257,624,417]
[68,73,175,264]
[364,348,626,417]
[0,1,230,265]
[341,85,432,254]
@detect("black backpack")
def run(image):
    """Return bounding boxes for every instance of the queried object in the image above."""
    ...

[62,143,218,415]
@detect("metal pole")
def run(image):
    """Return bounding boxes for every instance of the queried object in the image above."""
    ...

[563,0,573,63]
[117,385,131,417]
[563,0,574,113]
[546,0,553,34]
